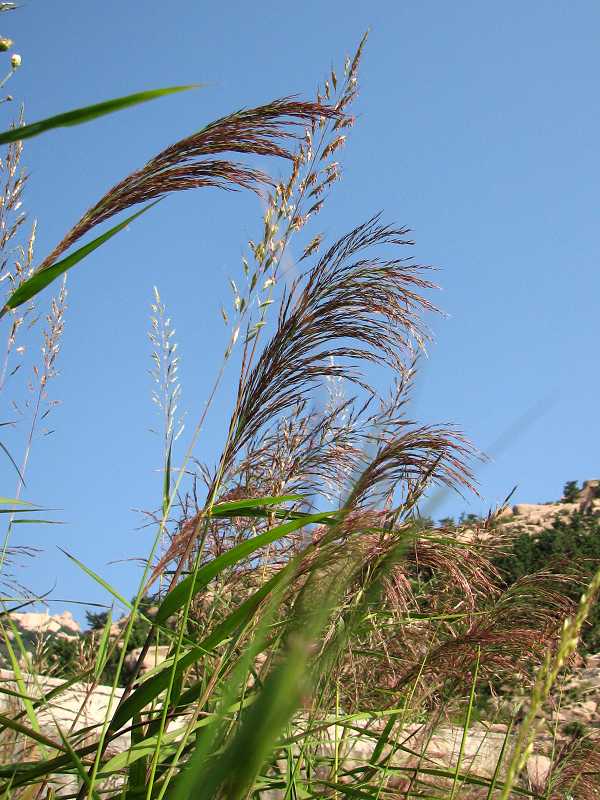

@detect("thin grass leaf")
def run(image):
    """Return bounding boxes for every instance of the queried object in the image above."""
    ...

[100,704,252,776]
[0,508,46,514]
[0,685,40,703]
[1,201,160,315]
[156,510,336,622]
[485,719,514,800]
[0,741,100,791]
[0,620,44,744]
[124,714,147,800]
[0,85,198,145]
[0,713,67,753]
[450,646,481,800]
[208,494,303,516]
[367,766,538,798]
[54,726,101,800]
[0,438,26,485]
[58,547,131,609]
[167,566,297,800]
[94,608,113,682]
[163,441,172,519]
[111,564,291,730]
[175,635,313,800]
[0,497,33,505]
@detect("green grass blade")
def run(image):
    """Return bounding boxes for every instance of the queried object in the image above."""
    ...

[94,608,113,682]
[208,494,303,516]
[58,548,131,609]
[1,202,160,315]
[0,508,47,514]
[485,719,514,800]
[125,714,148,800]
[0,85,198,145]
[0,620,44,742]
[162,441,172,519]
[54,725,101,800]
[0,685,40,703]
[0,497,33,505]
[156,510,336,623]
[111,565,290,731]
[172,618,311,799]
[0,712,67,753]
[0,438,26,485]
[450,646,481,800]
[0,741,101,791]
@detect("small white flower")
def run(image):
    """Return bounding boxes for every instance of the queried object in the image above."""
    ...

[10,53,21,69]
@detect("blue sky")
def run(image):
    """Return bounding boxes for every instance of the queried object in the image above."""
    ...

[1,1,599,622]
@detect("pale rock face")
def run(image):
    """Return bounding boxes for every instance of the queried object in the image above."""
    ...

[10,610,81,638]
[586,653,600,669]
[526,754,552,790]
[496,506,513,518]
[582,479,600,492]
[501,480,600,535]
[124,645,170,674]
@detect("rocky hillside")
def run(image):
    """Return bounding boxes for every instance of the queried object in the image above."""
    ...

[4,480,600,740]
[498,479,600,534]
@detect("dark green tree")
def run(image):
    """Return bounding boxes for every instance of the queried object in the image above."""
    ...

[562,480,579,503]
[494,511,600,652]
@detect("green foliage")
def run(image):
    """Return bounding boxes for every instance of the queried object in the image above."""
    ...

[84,597,157,686]
[563,720,588,739]
[562,480,580,503]
[84,609,109,631]
[0,86,196,145]
[494,511,600,651]
[41,636,80,678]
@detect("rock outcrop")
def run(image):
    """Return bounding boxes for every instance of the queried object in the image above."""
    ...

[8,610,81,639]
[499,479,600,536]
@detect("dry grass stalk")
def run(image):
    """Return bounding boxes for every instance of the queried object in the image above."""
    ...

[37,99,343,272]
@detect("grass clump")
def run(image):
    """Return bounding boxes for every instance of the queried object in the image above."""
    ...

[0,23,598,800]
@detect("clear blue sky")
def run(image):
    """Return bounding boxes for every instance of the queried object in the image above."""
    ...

[2,1,599,622]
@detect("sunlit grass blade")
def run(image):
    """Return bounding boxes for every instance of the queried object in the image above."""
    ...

[166,566,295,800]
[111,564,291,730]
[450,646,481,800]
[207,495,303,515]
[208,650,311,800]
[0,619,43,740]
[0,685,39,703]
[1,201,160,316]
[0,497,33,505]
[94,608,113,682]
[58,548,131,609]
[0,508,46,514]
[485,719,514,800]
[155,509,337,623]
[0,85,198,145]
